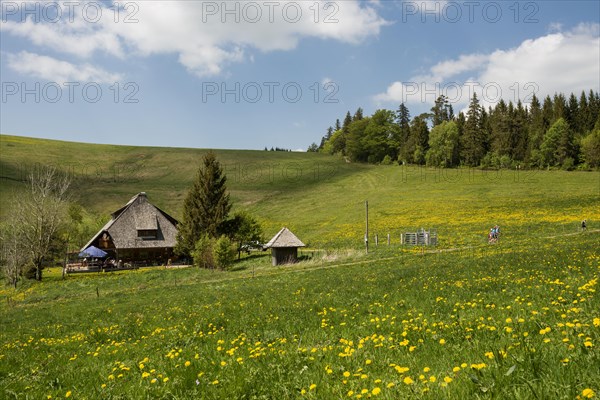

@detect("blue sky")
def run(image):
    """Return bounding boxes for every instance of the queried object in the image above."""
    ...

[1,1,599,150]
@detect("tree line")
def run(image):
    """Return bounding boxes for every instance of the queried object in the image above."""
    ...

[308,90,600,169]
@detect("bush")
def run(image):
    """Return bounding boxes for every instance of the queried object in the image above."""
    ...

[561,157,575,171]
[381,155,393,165]
[214,235,235,270]
[191,234,214,269]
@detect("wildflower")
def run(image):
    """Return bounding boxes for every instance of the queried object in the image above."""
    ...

[150,378,157,384]
[347,390,354,397]
[444,376,453,383]
[309,384,317,391]
[582,388,595,398]
[366,359,372,365]
[429,376,436,383]
[141,372,150,378]
[453,366,461,372]
[343,371,351,378]
[372,387,381,395]
[423,367,430,372]
[403,376,414,385]
[387,382,395,388]
[439,339,446,345]
[65,392,72,398]
[163,377,169,383]
[185,361,191,367]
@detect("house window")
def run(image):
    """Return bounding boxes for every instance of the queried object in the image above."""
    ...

[138,229,157,239]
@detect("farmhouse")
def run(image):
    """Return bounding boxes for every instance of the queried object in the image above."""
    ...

[81,192,178,265]
[264,227,305,266]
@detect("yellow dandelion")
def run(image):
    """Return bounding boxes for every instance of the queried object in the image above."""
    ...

[403,376,414,385]
[65,391,72,398]
[309,384,317,391]
[581,388,595,398]
[444,376,453,383]
[184,361,191,367]
[372,387,381,395]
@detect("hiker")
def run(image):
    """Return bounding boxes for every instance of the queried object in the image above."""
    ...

[582,219,587,231]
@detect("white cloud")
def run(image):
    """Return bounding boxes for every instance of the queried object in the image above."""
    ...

[1,1,388,77]
[6,51,123,82]
[374,23,600,110]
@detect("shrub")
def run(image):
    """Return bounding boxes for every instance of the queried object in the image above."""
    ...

[191,234,214,269]
[214,235,235,270]
[381,155,393,165]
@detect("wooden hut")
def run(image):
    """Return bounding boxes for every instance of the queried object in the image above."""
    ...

[81,192,178,266]
[264,227,305,266]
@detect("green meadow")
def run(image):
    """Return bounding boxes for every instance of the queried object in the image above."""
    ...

[0,134,599,399]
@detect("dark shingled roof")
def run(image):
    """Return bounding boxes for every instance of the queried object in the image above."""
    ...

[264,227,305,248]
[81,192,178,251]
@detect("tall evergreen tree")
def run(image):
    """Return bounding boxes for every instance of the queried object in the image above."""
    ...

[396,103,411,161]
[527,94,545,165]
[326,126,334,140]
[461,93,487,166]
[566,93,579,134]
[578,91,591,134]
[335,119,342,131]
[343,111,353,130]
[175,152,232,257]
[431,95,452,127]
[513,101,529,162]
[353,107,364,121]
[552,93,566,121]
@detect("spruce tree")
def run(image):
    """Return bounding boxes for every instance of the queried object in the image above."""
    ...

[396,103,412,162]
[175,152,232,257]
[460,93,487,166]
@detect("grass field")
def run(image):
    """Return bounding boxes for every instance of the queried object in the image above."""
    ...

[1,134,599,399]
[1,233,598,399]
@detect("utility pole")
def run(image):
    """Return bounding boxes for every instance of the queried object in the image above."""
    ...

[365,200,369,254]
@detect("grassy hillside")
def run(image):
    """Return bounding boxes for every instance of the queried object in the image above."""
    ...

[1,134,598,248]
[1,135,599,399]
